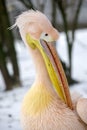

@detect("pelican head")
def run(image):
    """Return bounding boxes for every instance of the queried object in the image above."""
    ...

[15,10,73,109]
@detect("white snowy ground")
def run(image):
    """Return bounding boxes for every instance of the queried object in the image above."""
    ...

[0,29,87,130]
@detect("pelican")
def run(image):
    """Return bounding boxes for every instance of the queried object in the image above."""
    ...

[14,10,87,130]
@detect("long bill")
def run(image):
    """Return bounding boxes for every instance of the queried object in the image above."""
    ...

[26,33,73,110]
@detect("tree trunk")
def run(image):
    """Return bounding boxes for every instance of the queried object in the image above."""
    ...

[1,0,20,83]
[0,0,20,90]
[52,0,57,27]
[0,44,13,90]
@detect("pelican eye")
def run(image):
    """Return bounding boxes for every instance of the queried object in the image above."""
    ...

[45,33,48,36]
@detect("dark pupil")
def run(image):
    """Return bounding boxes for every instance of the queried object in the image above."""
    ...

[45,33,48,36]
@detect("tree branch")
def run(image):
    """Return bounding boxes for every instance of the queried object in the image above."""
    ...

[19,0,36,10]
[72,0,83,41]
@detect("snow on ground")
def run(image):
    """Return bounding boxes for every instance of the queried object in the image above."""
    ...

[57,29,87,82]
[0,29,87,130]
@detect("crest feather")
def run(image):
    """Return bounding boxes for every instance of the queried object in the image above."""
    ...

[15,10,52,30]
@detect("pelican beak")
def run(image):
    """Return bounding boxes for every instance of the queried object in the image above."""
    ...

[26,33,73,110]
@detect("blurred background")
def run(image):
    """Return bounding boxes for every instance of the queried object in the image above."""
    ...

[0,0,87,130]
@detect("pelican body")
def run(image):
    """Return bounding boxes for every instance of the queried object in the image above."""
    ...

[15,10,87,130]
